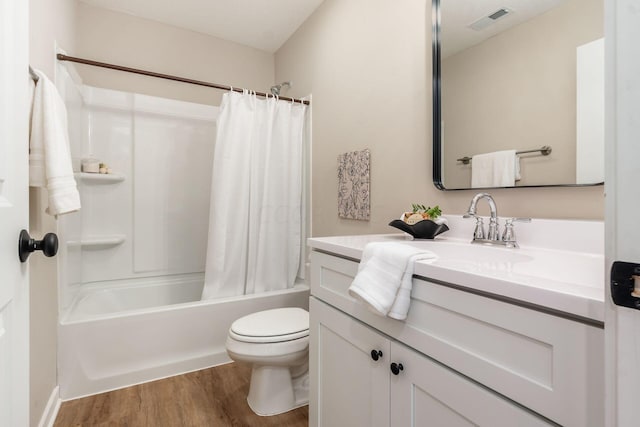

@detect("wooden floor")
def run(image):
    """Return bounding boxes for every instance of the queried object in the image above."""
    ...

[53,362,309,427]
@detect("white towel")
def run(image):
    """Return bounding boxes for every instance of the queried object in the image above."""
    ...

[471,150,518,188]
[348,242,436,320]
[30,69,81,216]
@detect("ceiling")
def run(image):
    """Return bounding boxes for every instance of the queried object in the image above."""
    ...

[78,0,566,58]
[79,0,326,53]
[442,0,565,57]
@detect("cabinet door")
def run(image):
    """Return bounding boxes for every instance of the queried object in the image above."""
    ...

[389,342,552,427]
[310,297,390,427]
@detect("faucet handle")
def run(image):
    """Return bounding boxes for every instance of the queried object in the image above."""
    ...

[473,217,485,240]
[502,218,531,247]
[487,216,500,241]
[506,217,531,224]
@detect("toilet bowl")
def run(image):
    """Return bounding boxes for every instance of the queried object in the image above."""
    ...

[225,307,309,416]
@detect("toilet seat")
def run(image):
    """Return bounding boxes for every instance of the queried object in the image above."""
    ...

[229,307,309,344]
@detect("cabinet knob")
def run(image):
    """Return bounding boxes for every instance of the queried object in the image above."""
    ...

[370,350,383,361]
[18,230,58,262]
[390,362,404,375]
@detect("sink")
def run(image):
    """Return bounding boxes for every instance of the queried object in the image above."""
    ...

[400,239,534,264]
[402,238,602,291]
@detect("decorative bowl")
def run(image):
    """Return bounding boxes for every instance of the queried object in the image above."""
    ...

[388,219,449,239]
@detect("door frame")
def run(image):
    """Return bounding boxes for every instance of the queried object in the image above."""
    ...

[604,0,640,426]
[0,0,30,426]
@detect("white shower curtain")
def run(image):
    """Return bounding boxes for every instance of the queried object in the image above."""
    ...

[202,90,307,299]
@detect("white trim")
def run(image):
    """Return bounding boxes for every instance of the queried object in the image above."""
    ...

[605,0,640,425]
[603,1,617,425]
[37,386,61,427]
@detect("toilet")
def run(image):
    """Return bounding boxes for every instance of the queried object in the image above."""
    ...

[225,307,310,416]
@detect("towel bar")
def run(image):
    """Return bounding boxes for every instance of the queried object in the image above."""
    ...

[457,145,552,165]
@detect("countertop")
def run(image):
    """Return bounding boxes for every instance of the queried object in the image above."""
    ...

[308,232,604,324]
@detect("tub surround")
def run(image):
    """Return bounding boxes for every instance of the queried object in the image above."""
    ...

[308,216,604,426]
[57,72,219,312]
[61,274,204,323]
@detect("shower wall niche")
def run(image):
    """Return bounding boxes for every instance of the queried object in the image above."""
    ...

[57,65,219,314]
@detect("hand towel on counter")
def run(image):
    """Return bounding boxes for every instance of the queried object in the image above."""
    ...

[30,69,81,216]
[348,242,436,320]
[471,149,519,188]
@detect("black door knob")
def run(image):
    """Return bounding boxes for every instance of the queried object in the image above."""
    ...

[18,230,58,262]
[370,350,383,361]
[390,362,404,375]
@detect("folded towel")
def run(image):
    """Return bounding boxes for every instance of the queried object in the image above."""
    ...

[471,150,518,188]
[30,69,81,216]
[387,252,424,320]
[348,242,436,320]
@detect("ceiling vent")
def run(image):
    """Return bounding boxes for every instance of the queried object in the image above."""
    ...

[469,8,512,31]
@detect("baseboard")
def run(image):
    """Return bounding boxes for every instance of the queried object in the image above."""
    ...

[38,386,61,427]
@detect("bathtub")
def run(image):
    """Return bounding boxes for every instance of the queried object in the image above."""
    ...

[58,274,310,400]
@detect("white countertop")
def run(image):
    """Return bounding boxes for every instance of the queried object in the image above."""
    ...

[308,231,605,323]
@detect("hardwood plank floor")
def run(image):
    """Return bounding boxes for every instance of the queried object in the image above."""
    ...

[53,362,308,427]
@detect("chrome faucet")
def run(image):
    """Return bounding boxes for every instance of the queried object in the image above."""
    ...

[463,192,500,241]
[463,193,530,248]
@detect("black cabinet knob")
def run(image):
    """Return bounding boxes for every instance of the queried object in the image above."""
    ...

[390,362,404,375]
[370,350,383,361]
[18,230,58,262]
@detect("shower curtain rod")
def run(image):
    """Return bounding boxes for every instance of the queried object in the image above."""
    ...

[56,54,310,105]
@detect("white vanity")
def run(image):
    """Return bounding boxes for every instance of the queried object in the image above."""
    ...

[308,216,604,427]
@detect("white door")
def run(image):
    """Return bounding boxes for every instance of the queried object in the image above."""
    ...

[0,1,30,426]
[309,298,390,427]
[389,342,551,426]
[605,0,640,426]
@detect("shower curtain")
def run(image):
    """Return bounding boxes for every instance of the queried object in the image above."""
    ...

[202,90,307,299]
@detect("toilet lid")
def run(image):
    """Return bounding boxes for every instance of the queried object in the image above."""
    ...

[230,307,309,343]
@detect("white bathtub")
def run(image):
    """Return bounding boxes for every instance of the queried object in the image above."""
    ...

[58,275,310,400]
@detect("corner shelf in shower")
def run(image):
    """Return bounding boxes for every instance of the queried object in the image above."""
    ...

[67,234,126,249]
[74,172,125,183]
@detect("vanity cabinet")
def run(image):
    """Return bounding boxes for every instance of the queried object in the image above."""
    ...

[310,297,550,427]
[309,297,390,427]
[309,249,604,427]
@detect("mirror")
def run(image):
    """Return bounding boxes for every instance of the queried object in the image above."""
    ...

[433,0,604,190]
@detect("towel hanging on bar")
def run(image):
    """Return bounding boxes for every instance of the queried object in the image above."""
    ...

[457,145,552,165]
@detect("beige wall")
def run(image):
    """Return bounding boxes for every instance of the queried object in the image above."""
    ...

[442,0,603,188]
[30,0,76,77]
[276,0,604,238]
[74,2,275,106]
[29,0,77,425]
